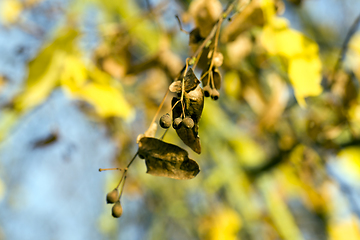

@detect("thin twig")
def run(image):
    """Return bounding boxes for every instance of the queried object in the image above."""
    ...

[180,58,190,117]
[148,89,169,130]
[99,167,123,172]
[116,169,127,189]
[192,48,203,70]
[175,15,189,34]
[119,176,127,198]
[126,151,139,168]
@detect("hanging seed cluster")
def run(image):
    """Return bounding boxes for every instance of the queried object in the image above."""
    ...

[167,68,204,154]
[101,0,230,219]
[106,188,123,218]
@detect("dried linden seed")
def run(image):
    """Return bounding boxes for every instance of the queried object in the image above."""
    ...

[213,52,224,67]
[211,89,220,100]
[159,114,171,129]
[173,117,183,129]
[203,85,212,98]
[106,189,119,204]
[112,201,123,218]
[183,117,195,129]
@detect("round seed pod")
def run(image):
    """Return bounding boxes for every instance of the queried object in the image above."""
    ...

[159,114,171,129]
[211,89,220,100]
[213,52,223,67]
[203,85,212,98]
[112,201,123,218]
[183,117,195,129]
[173,117,183,129]
[106,189,119,204]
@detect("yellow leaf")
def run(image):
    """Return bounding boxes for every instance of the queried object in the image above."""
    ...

[15,51,66,110]
[14,28,79,111]
[0,0,22,24]
[337,147,360,181]
[261,26,319,58]
[199,208,242,240]
[329,217,360,240]
[231,136,266,168]
[288,56,322,106]
[210,208,242,240]
[260,7,323,107]
[74,83,132,118]
[346,33,360,81]
[61,56,133,119]
[60,56,87,89]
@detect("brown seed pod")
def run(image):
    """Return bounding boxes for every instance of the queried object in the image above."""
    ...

[213,52,223,67]
[211,89,220,100]
[173,117,183,129]
[112,201,123,218]
[183,117,195,129]
[203,85,212,98]
[159,114,171,129]
[106,189,119,204]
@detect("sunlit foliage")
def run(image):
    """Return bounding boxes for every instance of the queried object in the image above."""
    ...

[1,0,360,239]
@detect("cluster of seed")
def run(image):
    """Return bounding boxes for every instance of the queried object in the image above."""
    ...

[159,113,195,130]
[106,188,123,218]
[202,66,221,100]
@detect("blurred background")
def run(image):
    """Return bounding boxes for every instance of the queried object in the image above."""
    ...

[1,0,360,239]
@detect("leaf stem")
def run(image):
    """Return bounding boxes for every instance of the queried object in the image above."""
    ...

[99,167,123,172]
[148,89,169,131]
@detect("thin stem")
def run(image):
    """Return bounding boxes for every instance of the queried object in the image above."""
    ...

[180,58,190,117]
[126,151,139,169]
[148,89,169,131]
[210,70,215,89]
[192,48,203,70]
[208,11,224,72]
[99,167,123,172]
[175,15,189,34]
[160,128,169,140]
[119,176,127,198]
[116,169,127,189]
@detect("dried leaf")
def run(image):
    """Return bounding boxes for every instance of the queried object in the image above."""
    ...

[189,28,204,45]
[138,137,200,179]
[184,85,204,123]
[169,68,200,93]
[176,125,201,154]
[212,68,221,90]
[171,85,204,154]
[169,81,182,93]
